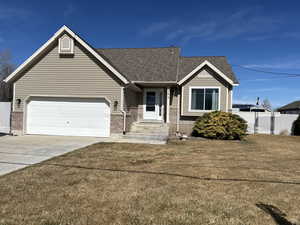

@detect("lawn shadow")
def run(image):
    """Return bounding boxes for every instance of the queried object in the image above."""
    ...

[256,203,297,225]
[1,161,300,186]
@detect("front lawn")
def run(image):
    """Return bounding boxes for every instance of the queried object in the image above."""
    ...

[1,135,300,225]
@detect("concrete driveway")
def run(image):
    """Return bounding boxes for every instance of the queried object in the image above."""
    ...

[0,135,102,176]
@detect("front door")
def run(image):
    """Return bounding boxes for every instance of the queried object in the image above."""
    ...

[143,88,164,120]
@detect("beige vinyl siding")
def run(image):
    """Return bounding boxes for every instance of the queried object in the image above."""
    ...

[14,41,123,112]
[181,67,230,116]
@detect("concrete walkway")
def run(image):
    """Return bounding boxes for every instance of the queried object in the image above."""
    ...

[0,135,102,176]
[0,134,166,176]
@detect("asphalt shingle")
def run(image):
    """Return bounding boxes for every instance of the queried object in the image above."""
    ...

[97,47,180,82]
[278,101,300,111]
[96,47,238,83]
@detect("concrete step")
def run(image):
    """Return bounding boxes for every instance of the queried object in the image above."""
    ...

[138,119,165,123]
[132,122,167,128]
[109,134,167,144]
[130,126,169,132]
[130,121,169,135]
[123,133,169,142]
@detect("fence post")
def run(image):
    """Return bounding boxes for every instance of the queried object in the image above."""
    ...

[270,111,275,135]
[254,111,259,134]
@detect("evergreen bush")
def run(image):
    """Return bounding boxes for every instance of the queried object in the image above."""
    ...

[193,111,247,140]
[292,115,300,136]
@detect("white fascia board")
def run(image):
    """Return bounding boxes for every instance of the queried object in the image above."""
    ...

[4,25,129,85]
[177,60,236,86]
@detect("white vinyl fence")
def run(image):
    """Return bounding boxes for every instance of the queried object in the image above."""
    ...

[234,112,298,135]
[0,102,11,133]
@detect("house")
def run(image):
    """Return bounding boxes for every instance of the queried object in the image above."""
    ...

[4,26,239,137]
[278,100,300,114]
[232,104,269,112]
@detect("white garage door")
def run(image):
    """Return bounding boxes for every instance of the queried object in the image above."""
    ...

[26,98,110,137]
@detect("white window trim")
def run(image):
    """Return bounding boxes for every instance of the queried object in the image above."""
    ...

[230,89,233,110]
[188,86,221,112]
[226,88,228,112]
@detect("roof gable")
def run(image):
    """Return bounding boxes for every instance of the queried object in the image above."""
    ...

[4,26,129,84]
[178,56,239,86]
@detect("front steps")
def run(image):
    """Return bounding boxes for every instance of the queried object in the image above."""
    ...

[123,121,169,144]
[130,121,169,134]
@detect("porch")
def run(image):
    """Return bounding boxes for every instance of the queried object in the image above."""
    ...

[126,85,175,124]
[124,84,177,140]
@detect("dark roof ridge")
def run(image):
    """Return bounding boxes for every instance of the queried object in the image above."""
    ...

[97,46,180,50]
[181,56,226,58]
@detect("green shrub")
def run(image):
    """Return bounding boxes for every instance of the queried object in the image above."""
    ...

[292,115,300,136]
[192,111,247,140]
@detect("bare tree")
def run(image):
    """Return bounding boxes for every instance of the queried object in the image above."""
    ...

[262,98,272,111]
[0,50,14,101]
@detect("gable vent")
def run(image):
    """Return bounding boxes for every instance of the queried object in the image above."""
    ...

[58,35,74,55]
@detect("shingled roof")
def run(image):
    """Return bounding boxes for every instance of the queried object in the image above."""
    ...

[97,47,180,82]
[178,56,238,83]
[96,47,238,84]
[278,101,300,111]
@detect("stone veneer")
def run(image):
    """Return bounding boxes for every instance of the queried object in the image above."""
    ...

[126,107,138,132]
[110,114,124,134]
[11,112,23,134]
[168,106,198,136]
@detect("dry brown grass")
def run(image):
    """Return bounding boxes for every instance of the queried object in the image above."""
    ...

[1,135,300,225]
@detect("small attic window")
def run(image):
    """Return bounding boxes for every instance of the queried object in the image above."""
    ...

[58,35,74,55]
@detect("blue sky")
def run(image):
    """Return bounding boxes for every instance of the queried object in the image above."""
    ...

[1,0,300,108]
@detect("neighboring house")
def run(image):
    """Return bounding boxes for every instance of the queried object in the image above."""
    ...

[4,26,239,137]
[278,101,300,114]
[232,104,270,112]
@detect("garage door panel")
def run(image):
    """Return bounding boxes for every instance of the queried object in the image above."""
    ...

[26,98,110,137]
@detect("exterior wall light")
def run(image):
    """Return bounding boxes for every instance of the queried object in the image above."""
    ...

[16,98,21,108]
[114,101,118,111]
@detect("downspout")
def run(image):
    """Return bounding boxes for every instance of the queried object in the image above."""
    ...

[9,82,15,135]
[176,86,180,133]
[120,87,126,135]
[175,49,181,134]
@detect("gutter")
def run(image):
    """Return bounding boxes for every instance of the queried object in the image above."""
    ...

[120,87,126,135]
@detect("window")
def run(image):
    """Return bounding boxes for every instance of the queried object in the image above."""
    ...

[190,87,219,111]
[58,35,74,55]
[61,37,71,50]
